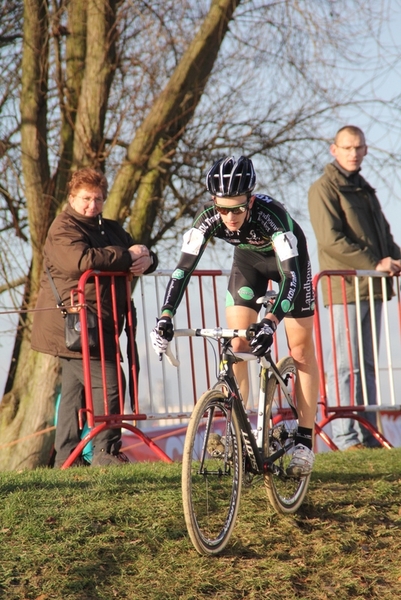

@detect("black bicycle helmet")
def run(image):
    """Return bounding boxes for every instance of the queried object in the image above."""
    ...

[205,156,256,197]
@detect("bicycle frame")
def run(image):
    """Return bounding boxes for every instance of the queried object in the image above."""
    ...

[174,328,298,475]
[198,334,299,478]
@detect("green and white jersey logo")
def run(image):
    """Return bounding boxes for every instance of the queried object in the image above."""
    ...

[172,269,185,279]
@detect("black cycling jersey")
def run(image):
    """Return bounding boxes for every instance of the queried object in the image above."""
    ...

[161,194,315,322]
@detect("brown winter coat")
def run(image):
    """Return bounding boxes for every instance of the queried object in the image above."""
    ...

[31,203,157,360]
[308,163,400,305]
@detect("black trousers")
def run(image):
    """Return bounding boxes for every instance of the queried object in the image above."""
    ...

[55,358,123,466]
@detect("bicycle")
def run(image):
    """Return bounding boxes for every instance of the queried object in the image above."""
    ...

[165,291,311,555]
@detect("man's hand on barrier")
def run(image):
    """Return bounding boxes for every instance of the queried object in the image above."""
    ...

[376,256,401,276]
[150,316,174,358]
[246,318,277,357]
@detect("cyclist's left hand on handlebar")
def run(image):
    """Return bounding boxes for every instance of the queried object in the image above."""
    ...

[246,318,277,357]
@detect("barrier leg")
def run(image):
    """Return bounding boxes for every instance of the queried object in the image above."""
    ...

[61,422,173,468]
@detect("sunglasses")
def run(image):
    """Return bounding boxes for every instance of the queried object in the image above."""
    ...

[214,201,250,215]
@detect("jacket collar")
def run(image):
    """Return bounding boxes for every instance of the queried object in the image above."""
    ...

[65,202,102,229]
[332,159,361,179]
[324,162,375,193]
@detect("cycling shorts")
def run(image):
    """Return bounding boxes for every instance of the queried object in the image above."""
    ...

[226,248,315,318]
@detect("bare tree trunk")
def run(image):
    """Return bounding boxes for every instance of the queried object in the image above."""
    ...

[0,0,59,470]
[20,0,51,274]
[53,0,87,203]
[126,140,169,243]
[73,0,117,169]
[105,0,240,225]
[0,350,59,471]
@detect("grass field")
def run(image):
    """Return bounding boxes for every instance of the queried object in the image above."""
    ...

[1,447,401,600]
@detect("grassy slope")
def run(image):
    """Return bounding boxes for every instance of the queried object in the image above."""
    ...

[1,448,401,600]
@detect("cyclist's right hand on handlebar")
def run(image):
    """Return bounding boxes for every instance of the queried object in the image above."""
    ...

[246,318,276,357]
[157,316,174,341]
[150,316,174,357]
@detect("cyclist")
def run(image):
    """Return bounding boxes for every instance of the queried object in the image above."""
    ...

[151,156,318,477]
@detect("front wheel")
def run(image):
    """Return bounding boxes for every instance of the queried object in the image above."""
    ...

[263,356,311,514]
[182,389,242,555]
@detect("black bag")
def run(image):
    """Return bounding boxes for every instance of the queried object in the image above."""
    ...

[64,310,98,352]
[46,265,98,352]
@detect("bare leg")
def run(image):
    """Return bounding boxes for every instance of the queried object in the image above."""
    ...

[284,316,319,429]
[226,305,258,406]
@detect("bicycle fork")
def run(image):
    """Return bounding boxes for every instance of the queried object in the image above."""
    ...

[255,364,269,450]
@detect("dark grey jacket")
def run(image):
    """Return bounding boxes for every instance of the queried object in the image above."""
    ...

[308,163,400,304]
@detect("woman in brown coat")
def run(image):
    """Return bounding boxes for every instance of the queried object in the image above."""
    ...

[31,168,158,467]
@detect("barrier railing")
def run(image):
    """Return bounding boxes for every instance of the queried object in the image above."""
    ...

[313,270,401,450]
[60,269,239,467]
[48,268,401,466]
[60,269,285,466]
[60,269,175,468]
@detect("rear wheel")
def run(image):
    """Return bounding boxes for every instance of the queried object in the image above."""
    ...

[263,357,310,513]
[182,389,242,555]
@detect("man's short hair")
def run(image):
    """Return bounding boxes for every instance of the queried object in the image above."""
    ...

[68,167,108,198]
[334,125,365,145]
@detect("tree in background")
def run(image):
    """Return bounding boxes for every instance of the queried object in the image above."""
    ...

[0,0,399,469]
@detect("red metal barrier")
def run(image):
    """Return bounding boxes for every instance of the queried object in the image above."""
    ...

[60,270,173,468]
[313,270,401,451]
[59,268,238,467]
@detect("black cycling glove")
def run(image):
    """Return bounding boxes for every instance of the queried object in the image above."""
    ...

[246,318,277,357]
[157,316,174,342]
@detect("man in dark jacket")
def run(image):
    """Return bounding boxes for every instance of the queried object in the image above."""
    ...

[31,168,158,467]
[308,125,401,450]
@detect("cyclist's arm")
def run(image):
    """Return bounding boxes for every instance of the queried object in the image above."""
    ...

[160,255,201,317]
[269,230,302,324]
[160,203,221,317]
[160,229,210,317]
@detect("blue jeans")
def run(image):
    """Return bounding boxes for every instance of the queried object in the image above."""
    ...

[326,301,382,450]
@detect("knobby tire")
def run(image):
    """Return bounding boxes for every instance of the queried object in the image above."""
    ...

[263,356,311,513]
[182,389,242,555]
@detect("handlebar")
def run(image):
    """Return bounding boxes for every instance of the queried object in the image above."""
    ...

[161,289,278,367]
[164,327,272,369]
[173,327,248,340]
[164,328,247,366]
[166,327,246,367]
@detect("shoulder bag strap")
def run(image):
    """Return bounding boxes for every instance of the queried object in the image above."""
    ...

[45,266,67,316]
